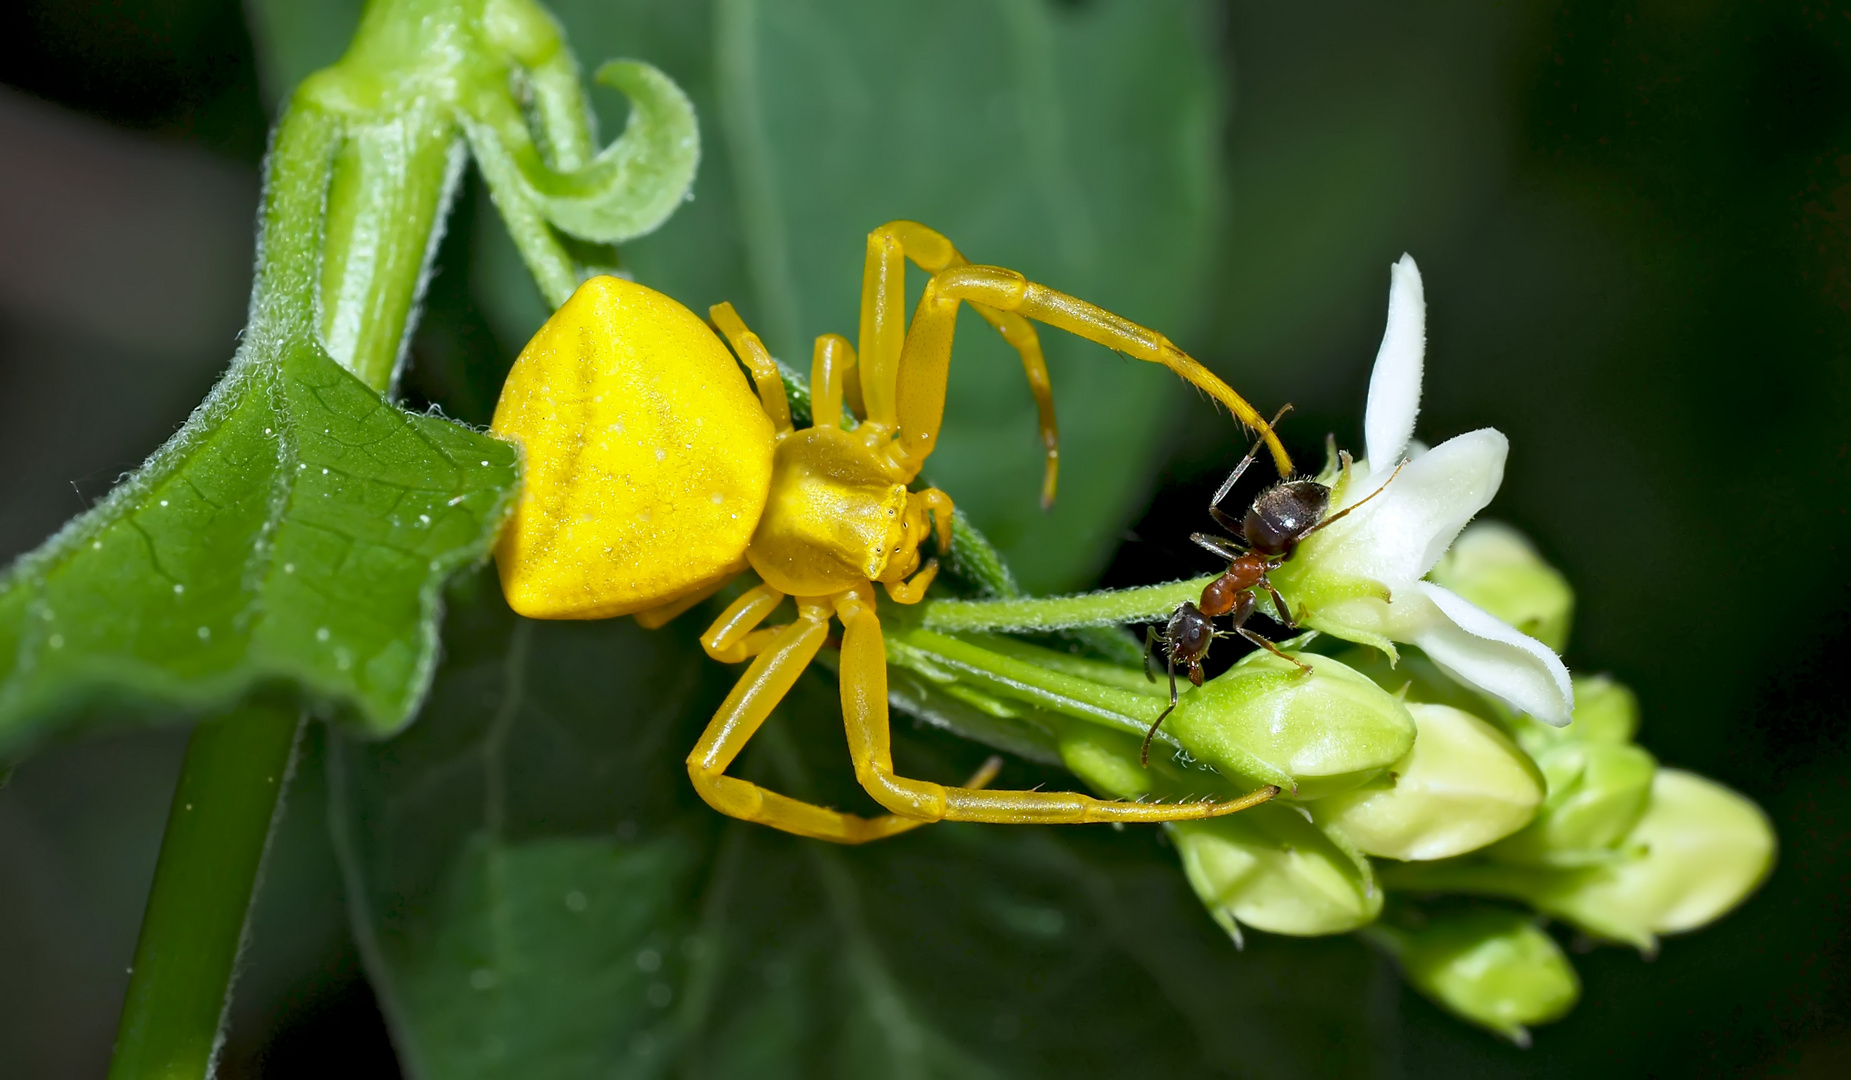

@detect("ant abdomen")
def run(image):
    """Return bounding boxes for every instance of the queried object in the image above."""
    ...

[1243,480,1331,556]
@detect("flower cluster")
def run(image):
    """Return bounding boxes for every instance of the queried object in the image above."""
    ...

[888,257,1773,1044]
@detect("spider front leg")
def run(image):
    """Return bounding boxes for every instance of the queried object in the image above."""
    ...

[860,221,1060,502]
[836,591,1278,824]
[889,262,1293,480]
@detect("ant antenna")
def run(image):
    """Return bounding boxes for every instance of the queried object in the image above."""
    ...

[1297,458,1409,542]
[1210,403,1295,513]
[1139,706,1171,768]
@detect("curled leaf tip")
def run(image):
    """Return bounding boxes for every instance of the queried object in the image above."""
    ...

[510,58,700,245]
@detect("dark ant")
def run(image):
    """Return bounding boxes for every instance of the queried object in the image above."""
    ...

[1140,406,1403,765]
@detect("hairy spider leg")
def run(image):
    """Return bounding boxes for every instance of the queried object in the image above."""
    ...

[687,595,934,843]
[1207,402,1294,536]
[835,588,1277,826]
[709,302,793,435]
[632,574,741,630]
[700,583,789,663]
[881,263,1292,489]
[685,586,1278,844]
[809,333,857,431]
[859,222,1061,504]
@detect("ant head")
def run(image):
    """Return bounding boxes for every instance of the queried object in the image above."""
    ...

[1165,601,1217,663]
[1244,480,1331,557]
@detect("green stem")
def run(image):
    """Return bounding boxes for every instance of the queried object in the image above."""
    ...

[886,627,1173,745]
[917,575,1216,634]
[316,101,463,391]
[108,704,302,1080]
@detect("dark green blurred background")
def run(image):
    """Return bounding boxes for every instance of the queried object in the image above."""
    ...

[1,0,1847,1075]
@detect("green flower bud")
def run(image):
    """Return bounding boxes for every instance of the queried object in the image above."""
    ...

[1164,651,1417,800]
[1488,740,1656,866]
[1427,522,1574,653]
[1508,675,1639,755]
[1330,646,1496,717]
[1384,769,1775,952]
[1369,908,1578,1046]
[1172,803,1382,939]
[1562,675,1639,744]
[1316,703,1545,861]
[1055,723,1157,803]
[1531,769,1775,949]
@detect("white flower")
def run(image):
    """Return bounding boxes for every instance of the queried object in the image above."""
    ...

[1272,255,1575,726]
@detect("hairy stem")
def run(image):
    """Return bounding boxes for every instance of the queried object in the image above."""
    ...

[918,574,1216,634]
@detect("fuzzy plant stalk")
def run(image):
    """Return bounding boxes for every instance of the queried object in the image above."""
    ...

[87,2,700,1075]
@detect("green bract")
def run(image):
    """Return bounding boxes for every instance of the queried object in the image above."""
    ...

[1315,702,1544,861]
[1369,908,1578,1046]
[1163,650,1417,799]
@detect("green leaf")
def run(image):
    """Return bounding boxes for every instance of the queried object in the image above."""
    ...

[0,79,519,753]
[0,334,518,752]
[332,571,1391,1078]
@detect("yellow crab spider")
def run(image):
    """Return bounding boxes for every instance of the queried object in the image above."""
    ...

[489,220,1290,844]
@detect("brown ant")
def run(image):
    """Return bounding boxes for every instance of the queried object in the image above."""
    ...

[1140,406,1403,765]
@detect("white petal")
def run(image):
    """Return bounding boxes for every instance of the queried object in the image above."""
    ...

[1406,582,1574,726]
[1363,254,1426,469]
[1311,428,1509,585]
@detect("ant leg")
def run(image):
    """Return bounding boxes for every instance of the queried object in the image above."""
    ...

[1140,652,1181,767]
[1192,532,1246,561]
[1238,627,1313,675]
[1206,403,1295,533]
[1298,459,1409,542]
[1264,580,1298,630]
[1208,505,1247,537]
[709,303,793,435]
[834,592,1276,824]
[1143,625,1164,682]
